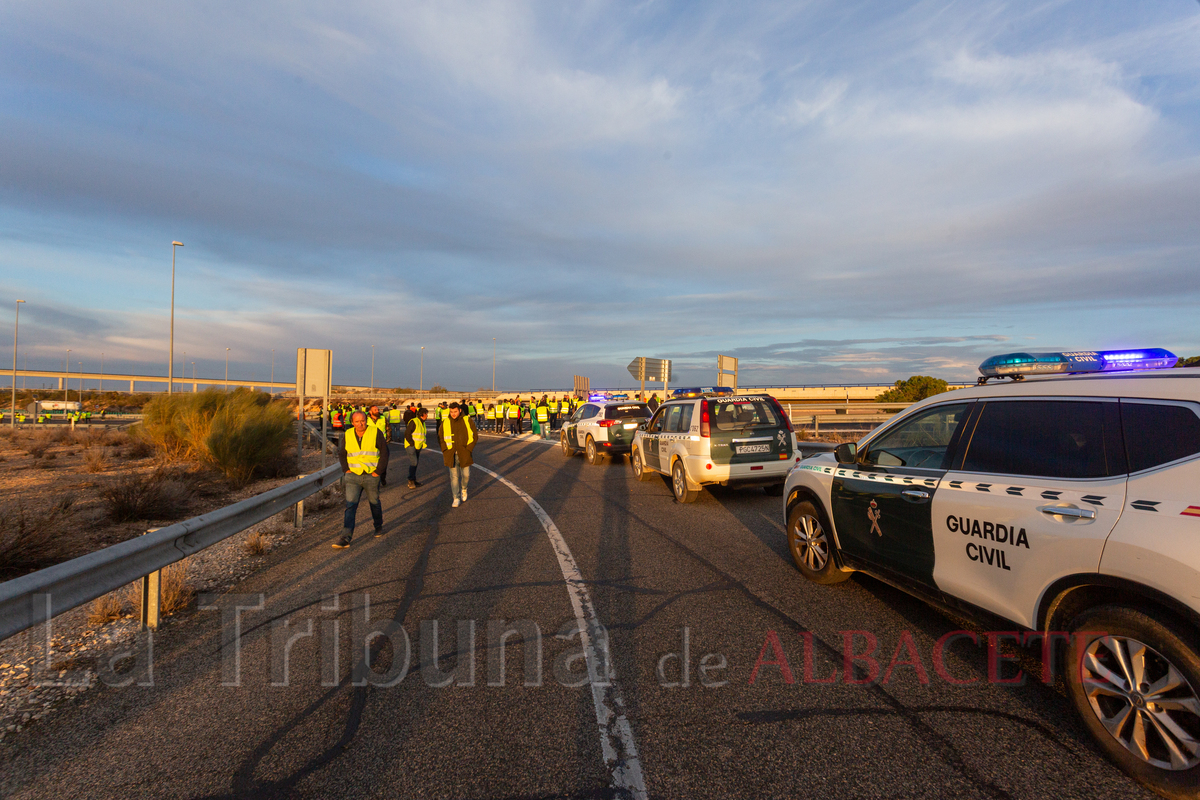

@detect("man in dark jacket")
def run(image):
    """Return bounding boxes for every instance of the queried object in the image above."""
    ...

[437,402,477,508]
[332,411,390,548]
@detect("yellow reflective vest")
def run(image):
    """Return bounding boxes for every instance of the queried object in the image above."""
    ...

[536,404,549,422]
[485,406,496,420]
[440,417,475,448]
[344,426,381,475]
[506,404,519,419]
[410,418,428,450]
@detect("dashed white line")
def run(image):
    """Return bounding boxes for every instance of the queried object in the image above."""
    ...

[474,464,649,800]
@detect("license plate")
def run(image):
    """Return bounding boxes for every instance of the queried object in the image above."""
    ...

[736,444,771,454]
[623,423,638,429]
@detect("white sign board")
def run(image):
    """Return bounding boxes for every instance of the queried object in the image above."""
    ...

[296,349,332,398]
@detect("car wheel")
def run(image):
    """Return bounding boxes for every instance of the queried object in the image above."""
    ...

[585,436,600,465]
[1065,605,1200,797]
[764,483,784,496]
[671,459,699,503]
[787,500,849,584]
[632,448,654,481]
[561,432,573,456]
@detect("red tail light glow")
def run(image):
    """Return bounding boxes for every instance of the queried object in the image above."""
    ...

[597,419,618,427]
[700,402,710,438]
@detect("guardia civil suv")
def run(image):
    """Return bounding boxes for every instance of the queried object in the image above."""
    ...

[561,399,651,464]
[781,349,1200,798]
[631,389,833,502]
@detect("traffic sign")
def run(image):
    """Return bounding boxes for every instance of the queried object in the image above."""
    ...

[627,357,672,382]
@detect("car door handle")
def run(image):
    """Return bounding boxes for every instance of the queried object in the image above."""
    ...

[901,490,930,502]
[1038,505,1096,520]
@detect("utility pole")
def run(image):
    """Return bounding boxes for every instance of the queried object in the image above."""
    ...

[225,348,230,391]
[100,352,104,393]
[371,344,375,390]
[11,300,24,428]
[492,338,496,392]
[168,241,184,394]
[270,349,275,393]
[420,346,425,392]
[65,349,70,406]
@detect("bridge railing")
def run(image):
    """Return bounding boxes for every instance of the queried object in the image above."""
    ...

[0,464,341,643]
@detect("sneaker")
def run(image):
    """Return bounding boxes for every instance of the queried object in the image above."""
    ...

[332,536,352,549]
[407,480,417,489]
[373,527,385,537]
[452,498,460,508]
[461,489,468,502]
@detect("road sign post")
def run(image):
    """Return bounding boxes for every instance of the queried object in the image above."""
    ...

[717,355,738,393]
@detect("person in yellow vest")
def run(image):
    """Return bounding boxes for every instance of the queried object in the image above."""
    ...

[367,405,389,445]
[549,396,560,432]
[404,407,428,489]
[506,398,521,435]
[438,402,477,507]
[387,404,403,440]
[536,396,551,439]
[485,402,497,433]
[333,411,390,548]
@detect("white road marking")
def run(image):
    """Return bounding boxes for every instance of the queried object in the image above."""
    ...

[474,464,649,800]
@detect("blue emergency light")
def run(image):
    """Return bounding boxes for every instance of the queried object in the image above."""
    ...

[979,348,1177,379]
[671,387,734,398]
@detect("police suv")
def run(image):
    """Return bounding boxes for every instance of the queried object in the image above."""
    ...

[560,399,651,464]
[631,389,829,502]
[782,349,1200,797]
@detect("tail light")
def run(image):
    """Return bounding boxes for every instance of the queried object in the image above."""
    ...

[773,398,794,432]
[597,419,618,427]
[700,402,710,438]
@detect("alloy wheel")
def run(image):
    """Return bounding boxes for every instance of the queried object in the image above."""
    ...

[790,512,829,572]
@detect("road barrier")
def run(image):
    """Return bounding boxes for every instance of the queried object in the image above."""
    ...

[783,402,911,434]
[0,464,341,643]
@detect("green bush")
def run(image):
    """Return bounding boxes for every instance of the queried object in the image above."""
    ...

[1175,356,1200,368]
[877,376,950,403]
[141,390,294,484]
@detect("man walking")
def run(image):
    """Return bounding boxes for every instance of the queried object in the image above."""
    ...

[404,406,428,489]
[333,411,390,548]
[438,402,477,508]
[536,395,551,439]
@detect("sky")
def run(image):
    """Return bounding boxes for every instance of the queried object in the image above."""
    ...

[2,0,1199,392]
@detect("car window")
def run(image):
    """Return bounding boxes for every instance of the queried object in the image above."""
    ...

[677,403,694,432]
[1121,402,1200,473]
[664,405,683,433]
[864,403,969,470]
[707,399,779,432]
[647,407,667,432]
[960,400,1123,479]
[605,404,650,420]
[581,405,600,420]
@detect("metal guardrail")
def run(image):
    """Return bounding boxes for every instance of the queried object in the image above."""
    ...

[0,464,341,643]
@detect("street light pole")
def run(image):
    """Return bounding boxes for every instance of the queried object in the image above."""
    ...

[78,362,82,403]
[100,352,104,393]
[492,338,496,392]
[169,241,184,394]
[420,346,424,393]
[11,300,24,428]
[225,348,230,391]
[270,349,275,393]
[65,349,70,406]
[371,344,375,391]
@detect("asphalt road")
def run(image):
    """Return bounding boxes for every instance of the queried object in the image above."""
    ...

[0,435,1155,799]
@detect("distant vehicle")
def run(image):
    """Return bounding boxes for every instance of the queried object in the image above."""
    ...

[561,401,651,464]
[783,348,1200,797]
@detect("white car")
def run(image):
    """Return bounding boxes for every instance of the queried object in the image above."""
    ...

[631,390,834,502]
[782,349,1200,797]
[561,400,651,464]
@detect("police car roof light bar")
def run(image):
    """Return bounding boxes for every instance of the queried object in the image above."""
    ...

[978,348,1177,381]
[671,387,734,398]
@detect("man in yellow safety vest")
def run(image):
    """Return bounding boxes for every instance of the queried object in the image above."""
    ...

[333,411,390,548]
[404,407,428,489]
[438,402,477,507]
[367,405,389,443]
[536,396,551,439]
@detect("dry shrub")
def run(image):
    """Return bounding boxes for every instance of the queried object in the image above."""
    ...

[46,427,69,444]
[77,430,106,450]
[310,484,343,511]
[84,449,110,473]
[125,437,154,459]
[24,433,50,459]
[244,529,268,556]
[87,591,126,625]
[101,469,196,522]
[106,431,131,448]
[0,495,76,574]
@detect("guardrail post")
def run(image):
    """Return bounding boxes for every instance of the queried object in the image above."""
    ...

[141,528,161,631]
[812,415,819,436]
[295,476,305,530]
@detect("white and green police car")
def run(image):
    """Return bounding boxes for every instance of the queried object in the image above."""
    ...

[782,348,1200,797]
[560,399,651,464]
[631,389,834,502]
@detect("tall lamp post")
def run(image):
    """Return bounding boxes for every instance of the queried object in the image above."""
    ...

[224,348,230,391]
[420,346,424,393]
[65,349,71,406]
[371,344,375,391]
[11,300,24,428]
[168,241,184,394]
[100,352,104,393]
[270,349,275,394]
[78,362,82,403]
[492,338,496,392]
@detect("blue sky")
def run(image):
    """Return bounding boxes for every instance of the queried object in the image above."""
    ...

[2,1,1199,391]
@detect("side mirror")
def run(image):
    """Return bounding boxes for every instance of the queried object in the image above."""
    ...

[834,442,858,465]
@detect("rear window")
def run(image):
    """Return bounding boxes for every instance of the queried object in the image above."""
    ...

[1121,402,1200,473]
[604,404,650,420]
[961,400,1123,479]
[707,399,780,432]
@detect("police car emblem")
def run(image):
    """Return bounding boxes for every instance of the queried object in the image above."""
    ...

[776,430,787,447]
[868,500,882,536]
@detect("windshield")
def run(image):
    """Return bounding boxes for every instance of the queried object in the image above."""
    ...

[605,404,650,420]
[707,399,780,432]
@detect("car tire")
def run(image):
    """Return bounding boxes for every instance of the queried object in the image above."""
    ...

[561,432,573,456]
[787,500,849,584]
[671,459,699,503]
[585,436,600,465]
[1064,605,1200,797]
[764,483,784,497]
[632,448,654,481]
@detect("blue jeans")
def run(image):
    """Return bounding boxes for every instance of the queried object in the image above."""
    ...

[539,418,551,438]
[343,472,382,537]
[448,454,470,499]
[405,445,422,481]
